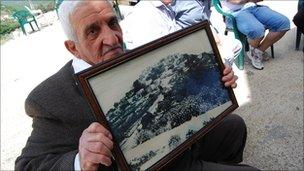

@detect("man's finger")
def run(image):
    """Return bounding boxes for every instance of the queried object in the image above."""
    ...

[231,83,237,88]
[222,70,234,82]
[223,65,232,75]
[82,149,112,166]
[224,76,238,87]
[84,141,113,157]
[82,132,113,150]
[87,122,113,140]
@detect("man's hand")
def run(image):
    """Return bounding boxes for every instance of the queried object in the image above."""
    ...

[79,122,113,171]
[222,65,238,88]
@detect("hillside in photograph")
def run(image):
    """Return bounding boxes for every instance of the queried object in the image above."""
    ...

[106,52,229,150]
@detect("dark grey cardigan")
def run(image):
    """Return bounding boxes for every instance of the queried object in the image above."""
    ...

[15,61,112,170]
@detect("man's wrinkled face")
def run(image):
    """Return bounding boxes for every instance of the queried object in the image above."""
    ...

[69,1,123,65]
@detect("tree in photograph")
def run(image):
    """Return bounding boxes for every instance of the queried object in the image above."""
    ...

[169,135,181,150]
[186,129,195,139]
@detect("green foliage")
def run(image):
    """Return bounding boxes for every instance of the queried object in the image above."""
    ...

[1,0,54,11]
[36,2,55,13]
[0,18,19,35]
[0,32,13,45]
[1,4,16,15]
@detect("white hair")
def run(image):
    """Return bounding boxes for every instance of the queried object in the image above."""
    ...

[58,1,83,41]
[58,0,114,42]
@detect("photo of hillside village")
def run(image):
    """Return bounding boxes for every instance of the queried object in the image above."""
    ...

[105,52,231,170]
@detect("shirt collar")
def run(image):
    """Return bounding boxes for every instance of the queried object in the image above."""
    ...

[72,57,91,74]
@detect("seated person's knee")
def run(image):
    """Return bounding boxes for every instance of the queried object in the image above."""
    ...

[272,15,290,32]
[222,114,246,132]
[279,15,290,31]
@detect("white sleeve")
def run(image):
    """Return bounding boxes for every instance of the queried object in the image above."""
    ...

[74,153,81,171]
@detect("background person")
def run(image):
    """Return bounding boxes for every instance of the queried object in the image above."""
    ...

[221,0,290,70]
[121,0,242,67]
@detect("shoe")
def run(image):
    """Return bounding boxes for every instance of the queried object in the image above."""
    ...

[262,51,270,61]
[248,48,264,70]
[250,46,270,61]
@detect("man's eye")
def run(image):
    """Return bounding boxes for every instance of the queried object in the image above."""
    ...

[86,26,100,38]
[88,29,98,36]
[109,19,119,28]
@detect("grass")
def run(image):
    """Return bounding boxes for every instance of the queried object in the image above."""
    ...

[0,0,56,44]
[1,31,15,45]
[1,0,54,11]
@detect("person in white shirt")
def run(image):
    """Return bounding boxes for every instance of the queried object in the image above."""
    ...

[120,0,181,50]
[121,0,242,67]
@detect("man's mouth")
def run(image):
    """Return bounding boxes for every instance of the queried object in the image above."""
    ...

[102,45,123,57]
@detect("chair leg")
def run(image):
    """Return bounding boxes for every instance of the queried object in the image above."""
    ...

[235,47,245,70]
[245,39,249,52]
[271,45,274,58]
[239,33,249,52]
[302,37,304,52]
[34,19,40,30]
[29,22,34,32]
[21,25,27,35]
[296,28,301,50]
[234,33,247,70]
[235,35,246,70]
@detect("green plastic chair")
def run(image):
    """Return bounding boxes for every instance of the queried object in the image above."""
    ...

[295,0,304,52]
[55,0,64,17]
[114,0,123,20]
[24,5,42,16]
[212,0,245,70]
[12,10,40,35]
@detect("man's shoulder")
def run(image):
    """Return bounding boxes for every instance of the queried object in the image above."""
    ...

[25,60,79,117]
[25,60,95,123]
[28,61,74,99]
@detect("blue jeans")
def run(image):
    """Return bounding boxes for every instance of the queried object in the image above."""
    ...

[227,5,290,39]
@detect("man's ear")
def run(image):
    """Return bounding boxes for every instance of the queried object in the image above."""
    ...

[64,40,80,59]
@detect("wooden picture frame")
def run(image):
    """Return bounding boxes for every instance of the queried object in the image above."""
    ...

[77,21,238,171]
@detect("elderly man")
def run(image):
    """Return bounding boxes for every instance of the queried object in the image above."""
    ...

[15,0,254,170]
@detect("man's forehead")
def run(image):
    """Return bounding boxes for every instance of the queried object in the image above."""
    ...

[71,1,114,28]
[72,1,113,19]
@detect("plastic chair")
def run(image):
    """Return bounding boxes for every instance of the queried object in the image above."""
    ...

[295,0,304,52]
[24,5,42,16]
[55,0,64,16]
[12,10,40,35]
[295,28,303,52]
[212,0,274,70]
[114,0,123,20]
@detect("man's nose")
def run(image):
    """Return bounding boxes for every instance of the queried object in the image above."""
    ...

[101,26,120,46]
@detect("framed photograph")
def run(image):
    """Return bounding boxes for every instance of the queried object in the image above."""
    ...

[77,21,238,171]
